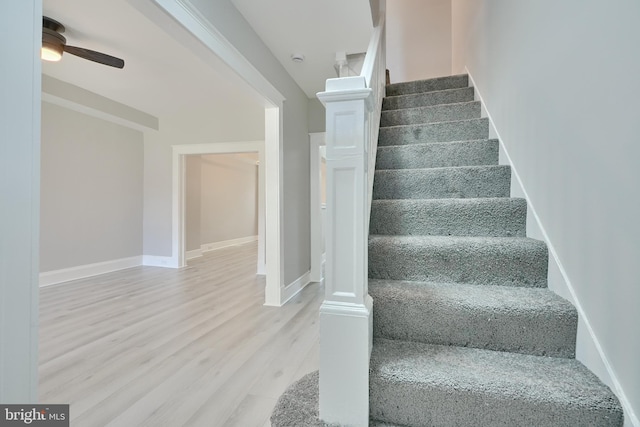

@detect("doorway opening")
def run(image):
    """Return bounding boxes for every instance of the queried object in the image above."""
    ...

[172,141,265,275]
[184,152,261,266]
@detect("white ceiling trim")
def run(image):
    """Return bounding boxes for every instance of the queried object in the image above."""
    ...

[149,0,285,107]
[172,140,264,156]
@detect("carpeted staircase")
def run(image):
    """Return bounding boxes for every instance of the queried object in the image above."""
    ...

[271,74,623,426]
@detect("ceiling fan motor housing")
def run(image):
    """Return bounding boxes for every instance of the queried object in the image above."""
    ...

[43,28,66,51]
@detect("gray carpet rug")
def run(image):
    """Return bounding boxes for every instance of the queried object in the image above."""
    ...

[270,372,328,427]
[270,371,401,427]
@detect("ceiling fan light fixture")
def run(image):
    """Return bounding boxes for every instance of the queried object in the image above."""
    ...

[41,25,66,62]
[41,43,63,62]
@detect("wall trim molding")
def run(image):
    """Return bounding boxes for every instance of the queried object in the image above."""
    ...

[171,141,264,269]
[149,0,285,107]
[41,75,159,132]
[310,132,326,283]
[185,248,203,260]
[39,237,260,287]
[172,141,263,157]
[466,67,639,427]
[319,294,373,318]
[262,107,285,306]
[39,256,143,287]
[201,235,258,253]
[256,147,266,276]
[142,255,178,268]
[280,271,312,306]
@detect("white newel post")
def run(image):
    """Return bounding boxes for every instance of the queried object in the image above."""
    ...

[317,76,373,426]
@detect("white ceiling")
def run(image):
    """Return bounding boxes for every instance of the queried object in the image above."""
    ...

[231,0,373,97]
[42,0,373,117]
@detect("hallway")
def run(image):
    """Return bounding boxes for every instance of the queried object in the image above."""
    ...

[39,242,322,426]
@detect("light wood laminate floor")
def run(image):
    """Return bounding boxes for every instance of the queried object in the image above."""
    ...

[39,242,322,427]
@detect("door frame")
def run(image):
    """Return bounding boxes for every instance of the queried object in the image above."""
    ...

[172,141,265,275]
[310,132,326,283]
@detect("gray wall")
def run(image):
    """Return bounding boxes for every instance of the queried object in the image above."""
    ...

[185,153,259,250]
[142,101,265,258]
[308,98,326,133]
[185,156,202,252]
[160,0,312,285]
[40,102,144,272]
[199,153,259,244]
[386,0,452,83]
[452,1,640,423]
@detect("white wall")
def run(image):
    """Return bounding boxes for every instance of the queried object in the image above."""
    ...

[386,0,452,83]
[452,1,640,424]
[0,0,41,403]
[40,102,144,272]
[185,155,202,252]
[155,0,312,285]
[199,153,258,244]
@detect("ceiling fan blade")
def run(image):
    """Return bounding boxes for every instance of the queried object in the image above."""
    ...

[63,45,125,69]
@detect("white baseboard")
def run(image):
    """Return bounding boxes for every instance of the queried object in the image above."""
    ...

[317,256,326,283]
[281,271,312,305]
[201,235,258,253]
[39,256,142,287]
[310,254,326,284]
[186,248,203,260]
[466,67,638,427]
[142,255,178,268]
[38,236,260,286]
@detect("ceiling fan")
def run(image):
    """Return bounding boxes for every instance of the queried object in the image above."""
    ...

[42,16,125,69]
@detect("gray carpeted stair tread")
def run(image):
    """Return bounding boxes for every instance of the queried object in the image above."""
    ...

[376,139,498,170]
[383,87,475,111]
[370,339,624,427]
[379,118,489,146]
[369,279,577,357]
[381,101,481,127]
[386,74,468,97]
[370,197,526,237]
[368,235,548,287]
[373,165,511,200]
